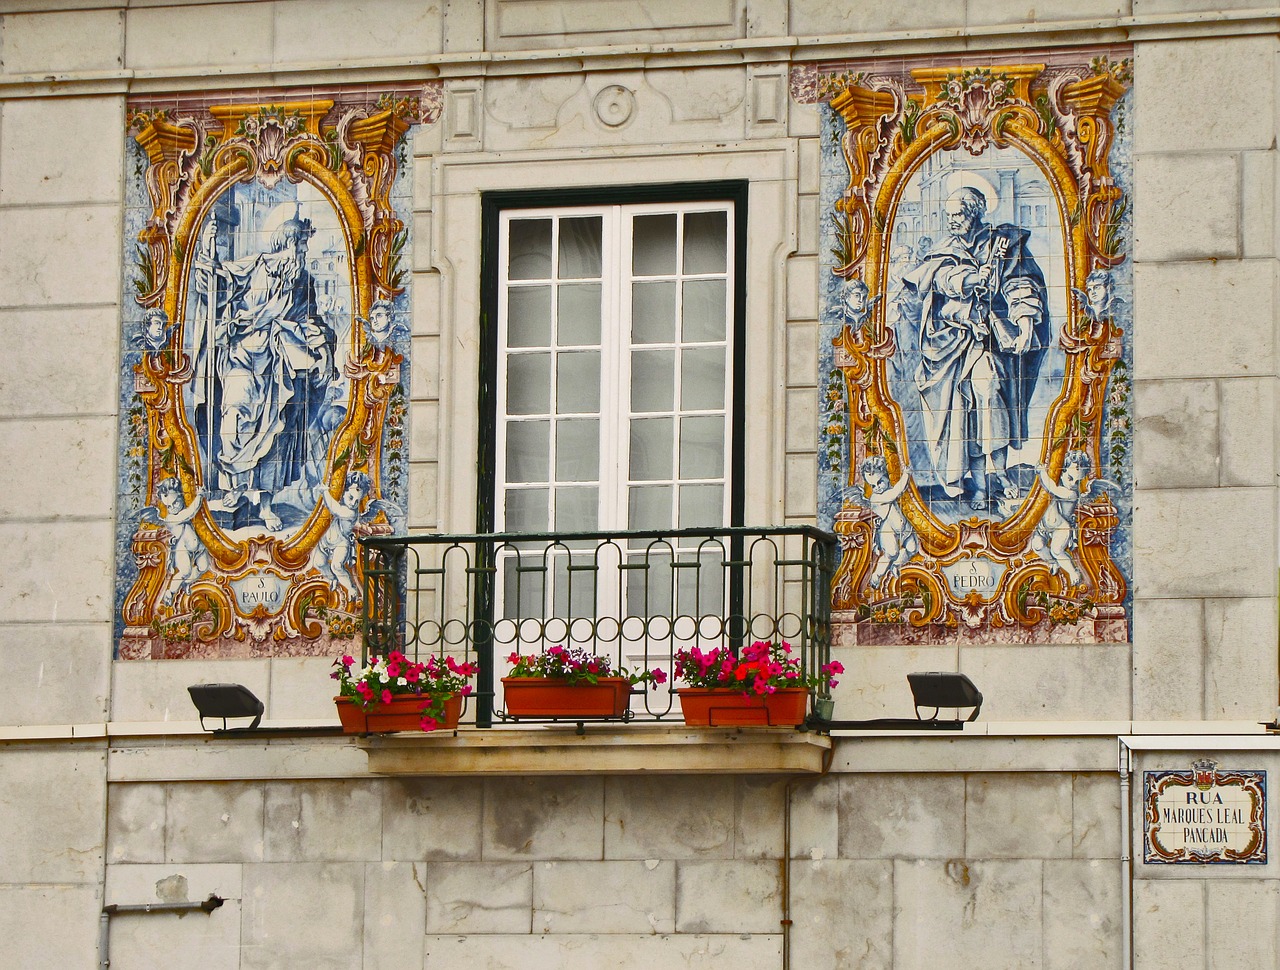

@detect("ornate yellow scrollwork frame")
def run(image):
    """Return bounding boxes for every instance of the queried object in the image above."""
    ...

[822,60,1131,640]
[119,94,425,657]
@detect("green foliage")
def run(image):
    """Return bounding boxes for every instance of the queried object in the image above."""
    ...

[829,209,854,268]
[899,99,921,144]
[132,243,155,300]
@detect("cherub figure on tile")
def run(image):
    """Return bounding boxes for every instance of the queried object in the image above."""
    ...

[860,455,919,589]
[311,471,403,599]
[150,478,210,606]
[1072,269,1126,323]
[1032,450,1118,587]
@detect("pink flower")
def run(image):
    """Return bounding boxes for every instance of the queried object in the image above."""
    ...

[380,689,392,705]
[651,669,667,685]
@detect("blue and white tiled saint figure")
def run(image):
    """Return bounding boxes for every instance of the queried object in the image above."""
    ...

[895,185,1051,513]
[187,195,349,533]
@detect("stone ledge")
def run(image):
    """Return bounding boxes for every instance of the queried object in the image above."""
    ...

[358,725,833,775]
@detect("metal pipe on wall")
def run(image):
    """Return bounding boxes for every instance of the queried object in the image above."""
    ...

[1118,740,1133,970]
[98,895,224,969]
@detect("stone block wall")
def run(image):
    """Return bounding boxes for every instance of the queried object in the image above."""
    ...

[89,763,1124,969]
[1130,33,1280,722]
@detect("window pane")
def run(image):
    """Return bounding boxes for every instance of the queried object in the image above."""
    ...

[680,347,725,410]
[628,484,673,530]
[557,351,601,414]
[683,211,728,274]
[509,219,552,280]
[679,416,724,478]
[556,418,600,481]
[505,487,549,531]
[627,550,672,617]
[506,420,549,482]
[508,286,551,347]
[555,486,598,531]
[630,350,675,412]
[506,354,550,414]
[682,279,726,342]
[675,548,725,616]
[558,283,602,345]
[633,214,677,275]
[502,555,545,620]
[559,216,603,278]
[629,417,673,481]
[633,281,676,343]
[678,484,724,527]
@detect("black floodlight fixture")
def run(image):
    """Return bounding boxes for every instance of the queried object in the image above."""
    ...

[187,684,264,732]
[907,671,982,723]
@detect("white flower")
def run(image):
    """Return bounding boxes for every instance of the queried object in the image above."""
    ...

[397,677,408,686]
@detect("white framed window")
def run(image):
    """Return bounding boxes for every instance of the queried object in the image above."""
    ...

[481,188,744,622]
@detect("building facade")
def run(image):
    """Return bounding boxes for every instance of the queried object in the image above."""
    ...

[1,1,1277,967]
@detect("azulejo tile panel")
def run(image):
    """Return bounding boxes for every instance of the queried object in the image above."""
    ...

[112,84,441,660]
[793,48,1134,646]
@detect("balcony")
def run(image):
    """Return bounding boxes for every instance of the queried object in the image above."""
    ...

[358,526,836,752]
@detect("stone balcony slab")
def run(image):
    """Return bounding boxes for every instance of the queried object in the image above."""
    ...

[358,725,833,775]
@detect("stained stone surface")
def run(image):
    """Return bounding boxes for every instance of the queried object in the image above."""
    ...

[0,746,105,884]
[241,862,364,970]
[674,860,781,933]
[165,783,265,864]
[1043,860,1121,970]
[893,859,1044,970]
[534,860,676,934]
[425,861,533,934]
[483,776,605,860]
[605,775,736,858]
[383,777,484,861]
[838,773,966,859]
[263,779,383,862]
[791,859,894,969]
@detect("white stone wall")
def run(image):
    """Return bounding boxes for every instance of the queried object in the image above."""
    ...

[1,1,1279,968]
[1130,33,1280,723]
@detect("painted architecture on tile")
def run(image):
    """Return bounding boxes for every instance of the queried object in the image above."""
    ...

[1,2,1279,969]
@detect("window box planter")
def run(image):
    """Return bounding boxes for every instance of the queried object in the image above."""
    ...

[677,687,809,727]
[334,694,463,734]
[501,677,633,718]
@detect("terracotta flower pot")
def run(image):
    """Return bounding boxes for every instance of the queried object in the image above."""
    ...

[501,677,632,718]
[677,687,809,727]
[334,694,463,733]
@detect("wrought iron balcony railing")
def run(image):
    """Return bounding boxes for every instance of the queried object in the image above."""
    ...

[359,526,837,727]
